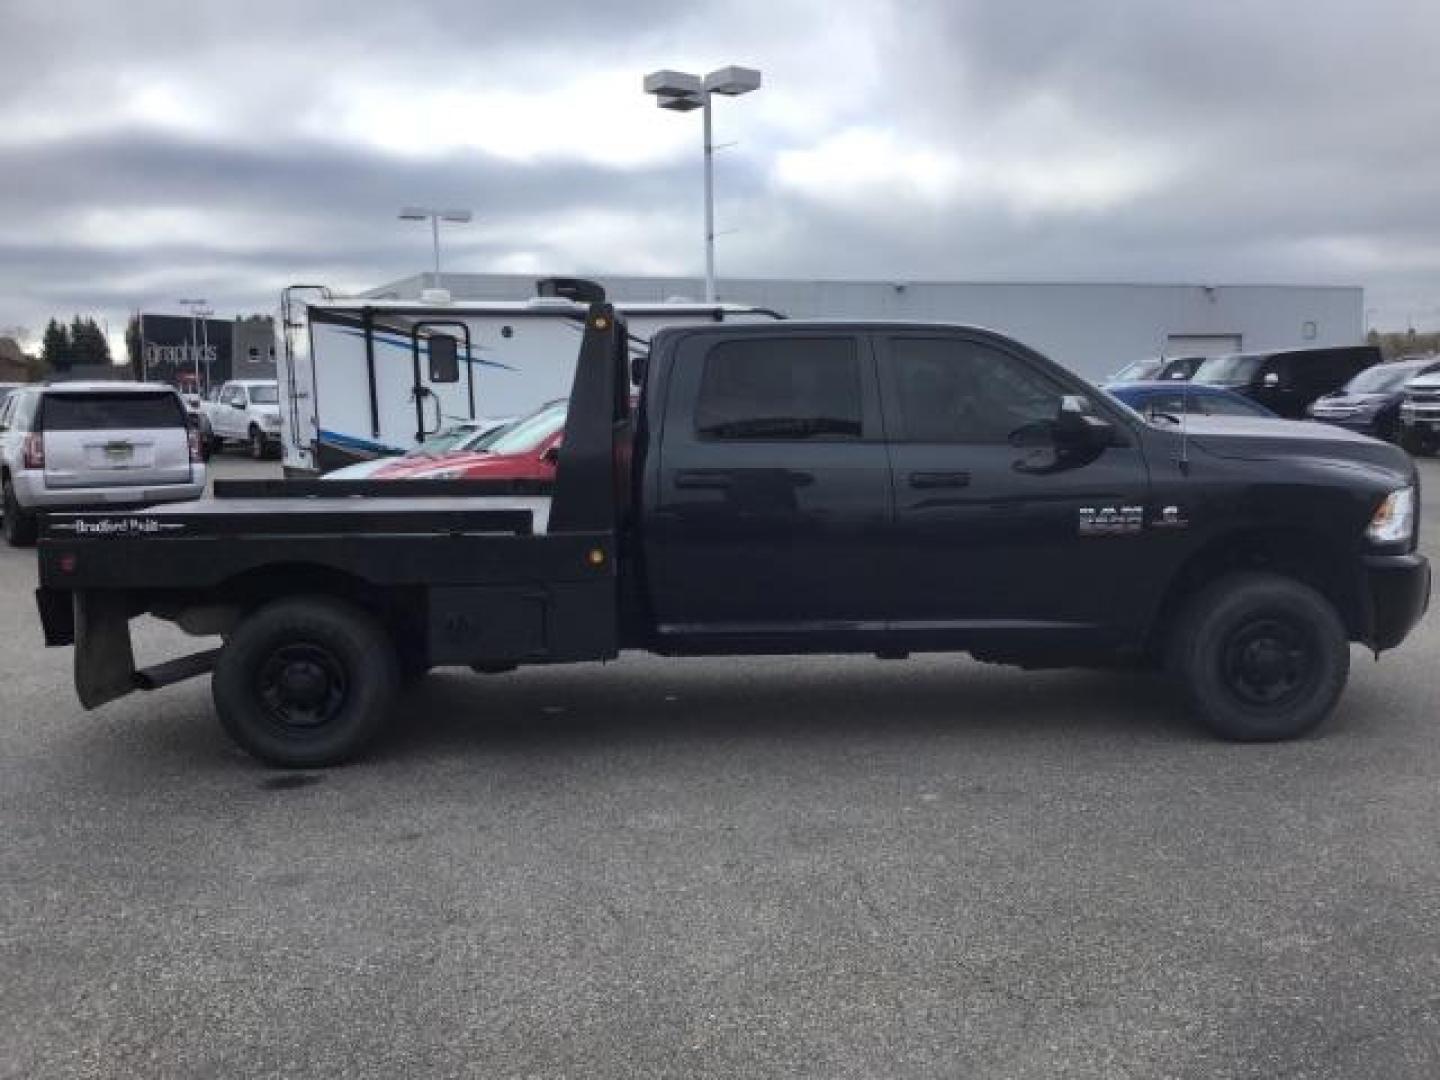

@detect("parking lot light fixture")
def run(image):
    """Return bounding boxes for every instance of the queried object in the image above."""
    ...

[399,207,474,286]
[642,65,762,302]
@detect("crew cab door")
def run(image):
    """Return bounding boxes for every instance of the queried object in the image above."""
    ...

[644,330,892,641]
[876,331,1151,646]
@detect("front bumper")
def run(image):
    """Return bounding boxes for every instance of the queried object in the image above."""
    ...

[1363,552,1431,651]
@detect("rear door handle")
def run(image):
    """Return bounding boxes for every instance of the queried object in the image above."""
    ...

[908,470,971,489]
[674,469,734,490]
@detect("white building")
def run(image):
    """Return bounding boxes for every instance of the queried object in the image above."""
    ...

[366,272,1364,382]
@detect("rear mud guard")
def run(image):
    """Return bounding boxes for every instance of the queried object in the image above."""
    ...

[74,591,137,709]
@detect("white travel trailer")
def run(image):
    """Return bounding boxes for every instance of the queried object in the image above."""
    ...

[276,280,782,475]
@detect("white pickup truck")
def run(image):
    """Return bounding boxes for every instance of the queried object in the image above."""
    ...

[201,380,282,459]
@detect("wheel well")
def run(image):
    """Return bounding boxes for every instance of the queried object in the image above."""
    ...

[178,564,426,664]
[1148,529,1363,655]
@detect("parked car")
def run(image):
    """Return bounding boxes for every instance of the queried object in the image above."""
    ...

[1106,381,1277,420]
[1400,367,1440,455]
[200,380,281,459]
[1103,355,1204,385]
[371,400,566,481]
[1,382,204,546]
[1190,345,1381,419]
[1309,357,1440,443]
[0,382,27,409]
[322,417,515,480]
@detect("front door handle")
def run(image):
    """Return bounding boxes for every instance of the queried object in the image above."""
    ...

[908,470,971,490]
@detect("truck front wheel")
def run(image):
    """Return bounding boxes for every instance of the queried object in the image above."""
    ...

[213,596,399,767]
[1168,572,1349,741]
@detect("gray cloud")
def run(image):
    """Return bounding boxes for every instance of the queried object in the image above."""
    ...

[3,0,1440,348]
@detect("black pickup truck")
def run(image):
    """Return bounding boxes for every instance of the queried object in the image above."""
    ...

[34,305,1430,766]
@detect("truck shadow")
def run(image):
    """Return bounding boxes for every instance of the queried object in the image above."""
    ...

[382,657,1199,762]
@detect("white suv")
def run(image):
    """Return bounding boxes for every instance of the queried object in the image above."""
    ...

[0,382,205,547]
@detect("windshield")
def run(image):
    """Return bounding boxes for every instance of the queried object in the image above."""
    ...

[1107,359,1163,383]
[412,424,478,454]
[483,402,566,454]
[1193,354,1264,384]
[1344,363,1426,394]
[248,385,279,404]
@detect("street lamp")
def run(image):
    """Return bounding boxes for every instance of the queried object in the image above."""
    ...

[399,207,473,287]
[643,65,762,302]
[178,298,207,393]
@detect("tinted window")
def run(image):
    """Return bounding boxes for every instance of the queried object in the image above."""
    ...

[889,337,1065,443]
[41,392,184,431]
[696,337,862,440]
[249,385,278,404]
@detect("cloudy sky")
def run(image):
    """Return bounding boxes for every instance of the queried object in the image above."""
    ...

[3,0,1439,352]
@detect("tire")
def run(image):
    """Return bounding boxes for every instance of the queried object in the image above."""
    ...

[2,476,38,547]
[212,596,399,767]
[249,425,266,460]
[1168,572,1349,742]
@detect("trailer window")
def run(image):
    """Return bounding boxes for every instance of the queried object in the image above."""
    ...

[696,337,862,441]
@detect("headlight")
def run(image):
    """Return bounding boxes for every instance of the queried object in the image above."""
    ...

[1366,486,1415,546]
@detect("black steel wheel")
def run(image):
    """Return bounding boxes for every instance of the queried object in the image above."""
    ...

[213,596,398,766]
[1169,572,1349,741]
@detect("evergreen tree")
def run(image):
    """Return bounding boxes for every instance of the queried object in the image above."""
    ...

[68,316,111,368]
[41,318,71,372]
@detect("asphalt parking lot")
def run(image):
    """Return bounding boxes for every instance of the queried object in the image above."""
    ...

[2,452,1439,1079]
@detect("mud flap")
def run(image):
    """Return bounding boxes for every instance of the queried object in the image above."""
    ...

[73,591,137,710]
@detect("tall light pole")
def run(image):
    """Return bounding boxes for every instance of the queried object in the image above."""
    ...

[399,207,473,289]
[178,298,207,392]
[643,66,762,303]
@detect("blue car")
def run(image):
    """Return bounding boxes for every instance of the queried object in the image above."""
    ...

[1105,381,1278,420]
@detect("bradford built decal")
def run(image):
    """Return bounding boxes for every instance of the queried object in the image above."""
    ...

[57,517,186,537]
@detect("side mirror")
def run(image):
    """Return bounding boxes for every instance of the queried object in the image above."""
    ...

[541,443,561,464]
[1263,371,1281,388]
[428,334,460,383]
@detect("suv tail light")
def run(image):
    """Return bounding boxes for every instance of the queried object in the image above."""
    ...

[22,432,44,469]
[187,427,202,463]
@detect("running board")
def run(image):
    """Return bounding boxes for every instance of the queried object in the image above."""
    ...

[133,648,222,692]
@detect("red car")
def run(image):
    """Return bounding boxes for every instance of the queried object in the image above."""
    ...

[374,400,566,481]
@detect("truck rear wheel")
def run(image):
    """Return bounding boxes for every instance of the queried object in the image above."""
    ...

[1168,572,1349,741]
[213,596,399,767]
